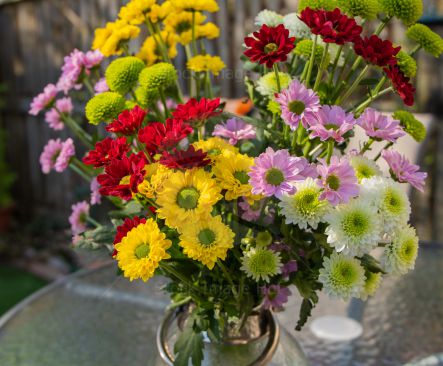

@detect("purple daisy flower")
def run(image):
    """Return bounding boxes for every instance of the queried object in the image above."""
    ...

[316,156,359,205]
[357,108,405,142]
[39,138,75,174]
[90,177,102,205]
[282,260,298,278]
[29,84,58,116]
[83,50,104,69]
[269,242,291,252]
[213,117,256,145]
[248,147,313,198]
[57,49,85,94]
[44,97,74,130]
[262,285,291,311]
[239,198,275,224]
[94,78,110,95]
[308,105,356,143]
[382,150,427,192]
[69,201,90,235]
[275,79,320,130]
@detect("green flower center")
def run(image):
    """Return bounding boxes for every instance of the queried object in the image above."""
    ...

[264,43,278,54]
[383,188,403,214]
[399,239,417,262]
[326,174,341,190]
[288,100,306,115]
[135,244,150,259]
[177,187,200,210]
[342,211,369,238]
[250,250,277,275]
[268,288,278,300]
[294,188,322,216]
[333,262,359,286]
[265,168,285,186]
[207,148,221,156]
[176,21,192,33]
[234,170,250,185]
[357,165,374,180]
[324,123,339,131]
[198,228,216,247]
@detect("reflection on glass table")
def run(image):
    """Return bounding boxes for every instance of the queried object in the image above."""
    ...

[0,243,442,366]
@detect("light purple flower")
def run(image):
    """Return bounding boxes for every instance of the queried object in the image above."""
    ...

[282,260,298,278]
[248,147,313,198]
[57,49,85,94]
[275,79,320,130]
[239,198,275,224]
[83,50,104,69]
[90,177,102,205]
[382,150,427,192]
[316,156,359,205]
[39,138,75,174]
[308,105,356,143]
[213,117,256,145]
[29,84,58,116]
[262,285,291,311]
[269,242,291,252]
[69,201,90,235]
[357,108,405,142]
[44,97,74,130]
[94,78,110,94]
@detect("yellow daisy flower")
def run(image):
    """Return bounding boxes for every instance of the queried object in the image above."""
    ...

[187,55,226,76]
[137,163,171,199]
[156,169,222,229]
[197,22,220,40]
[115,219,172,282]
[193,137,238,163]
[118,0,156,25]
[170,0,219,12]
[148,1,174,23]
[213,150,254,201]
[92,20,140,57]
[137,31,178,65]
[179,215,234,269]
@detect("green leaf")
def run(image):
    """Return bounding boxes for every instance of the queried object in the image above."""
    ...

[359,254,386,274]
[295,298,314,331]
[173,315,204,366]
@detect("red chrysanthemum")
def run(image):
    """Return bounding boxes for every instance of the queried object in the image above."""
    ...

[159,146,211,170]
[106,106,147,135]
[244,24,295,68]
[384,65,415,106]
[138,118,193,155]
[172,98,222,126]
[354,35,401,67]
[82,137,129,168]
[112,216,147,257]
[97,152,147,200]
[299,8,362,45]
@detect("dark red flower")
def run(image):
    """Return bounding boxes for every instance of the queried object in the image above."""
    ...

[299,8,362,45]
[112,216,147,257]
[244,24,295,68]
[354,35,401,67]
[138,118,193,155]
[172,98,222,126]
[97,152,147,200]
[384,65,415,106]
[83,137,129,168]
[159,146,211,170]
[106,106,147,135]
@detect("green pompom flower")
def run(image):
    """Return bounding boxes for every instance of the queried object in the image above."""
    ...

[379,0,423,26]
[267,100,281,115]
[138,62,177,90]
[393,110,426,142]
[256,71,292,97]
[298,0,338,11]
[85,92,126,125]
[135,86,159,108]
[295,40,330,65]
[105,56,145,95]
[360,270,382,300]
[406,23,443,57]
[337,0,380,19]
[240,248,282,282]
[396,51,417,78]
[256,231,273,247]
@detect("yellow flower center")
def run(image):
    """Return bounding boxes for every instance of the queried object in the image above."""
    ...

[233,170,250,185]
[265,168,284,186]
[198,228,216,247]
[119,175,131,185]
[177,187,200,210]
[264,42,278,54]
[135,243,150,259]
[288,100,306,115]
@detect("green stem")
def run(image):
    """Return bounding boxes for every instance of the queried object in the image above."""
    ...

[86,216,101,228]
[374,141,393,161]
[69,161,91,182]
[83,76,95,96]
[374,15,392,36]
[328,45,343,85]
[160,262,206,298]
[353,86,392,115]
[191,11,198,55]
[158,88,169,119]
[217,261,239,300]
[305,35,318,87]
[360,138,375,154]
[314,43,329,91]
[339,64,370,104]
[273,63,281,93]
[326,140,334,164]
[60,113,94,149]
[409,44,422,57]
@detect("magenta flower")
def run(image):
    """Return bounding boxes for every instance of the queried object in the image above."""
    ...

[282,260,298,278]
[261,285,291,311]
[239,198,263,222]
[44,97,74,130]
[56,49,85,94]
[275,79,320,130]
[308,105,356,143]
[357,108,405,142]
[83,50,104,69]
[249,147,313,198]
[90,177,102,205]
[39,138,75,174]
[29,84,58,116]
[94,78,109,95]
[316,156,359,205]
[382,150,427,192]
[69,201,90,235]
[213,117,256,145]
[269,242,291,252]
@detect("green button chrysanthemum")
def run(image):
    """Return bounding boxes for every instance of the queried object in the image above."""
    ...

[135,86,159,108]
[379,0,423,26]
[267,100,281,115]
[294,40,330,65]
[85,92,126,125]
[138,62,177,90]
[105,56,145,95]
[337,0,380,19]
[298,0,338,11]
[395,51,417,78]
[406,23,443,58]
[256,71,292,97]
[393,110,426,142]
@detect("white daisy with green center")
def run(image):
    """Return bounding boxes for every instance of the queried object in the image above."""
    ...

[278,178,330,230]
[319,252,366,300]
[240,248,282,282]
[360,177,411,233]
[349,155,382,182]
[381,225,419,275]
[325,198,381,257]
[360,271,382,300]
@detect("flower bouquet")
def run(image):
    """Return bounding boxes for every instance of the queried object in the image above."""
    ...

[29,0,437,364]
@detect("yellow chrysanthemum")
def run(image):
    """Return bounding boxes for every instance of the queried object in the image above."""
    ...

[115,219,172,282]
[170,0,219,12]
[137,31,178,65]
[179,215,234,269]
[156,169,222,229]
[118,0,156,25]
[213,150,254,201]
[187,55,226,75]
[92,20,140,57]
[148,1,174,23]
[196,22,220,40]
[193,137,238,163]
[137,163,171,199]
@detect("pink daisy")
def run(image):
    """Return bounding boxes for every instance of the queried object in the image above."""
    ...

[90,177,102,205]
[44,97,74,130]
[83,50,104,69]
[316,156,359,205]
[94,78,109,95]
[248,147,314,198]
[357,108,405,142]
[213,117,256,145]
[308,105,356,143]
[382,150,427,192]
[29,84,58,116]
[39,138,75,174]
[275,79,320,130]
[56,49,85,94]
[239,198,275,224]
[261,285,291,311]
[69,201,90,235]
